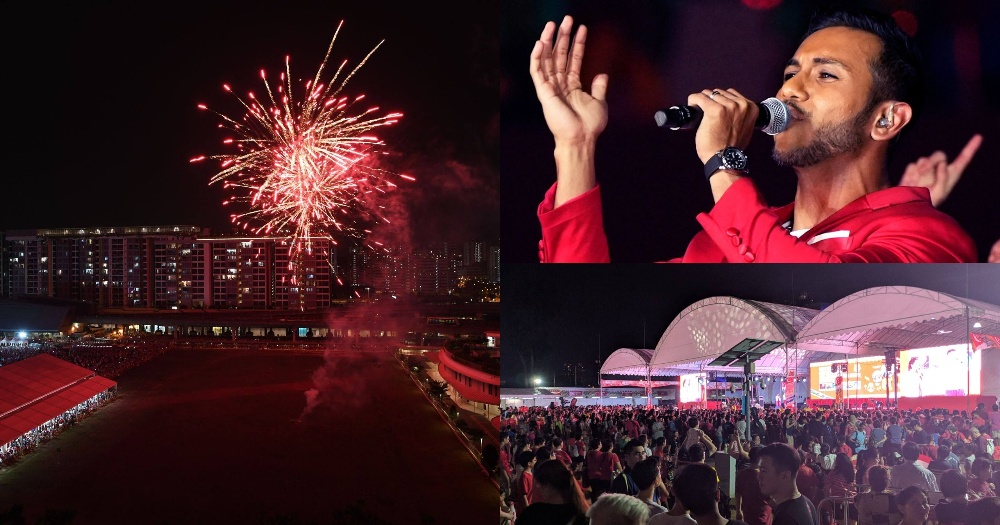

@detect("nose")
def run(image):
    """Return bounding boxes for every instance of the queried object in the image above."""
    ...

[779,73,807,103]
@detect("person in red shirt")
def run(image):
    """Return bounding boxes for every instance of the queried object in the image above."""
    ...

[500,432,513,478]
[528,7,976,263]
[735,446,773,525]
[552,437,574,468]
[512,450,537,515]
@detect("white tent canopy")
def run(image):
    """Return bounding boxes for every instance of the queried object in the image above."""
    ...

[649,297,820,375]
[600,348,654,376]
[598,287,1000,400]
[796,285,1000,353]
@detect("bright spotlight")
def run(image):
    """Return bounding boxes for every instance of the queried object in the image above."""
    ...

[533,377,542,386]
[18,332,27,339]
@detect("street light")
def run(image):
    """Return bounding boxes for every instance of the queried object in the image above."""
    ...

[532,377,542,386]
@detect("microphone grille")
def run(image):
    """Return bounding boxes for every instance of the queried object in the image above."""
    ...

[653,110,668,128]
[760,97,789,135]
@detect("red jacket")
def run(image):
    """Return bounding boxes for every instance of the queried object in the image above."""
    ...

[537,178,976,263]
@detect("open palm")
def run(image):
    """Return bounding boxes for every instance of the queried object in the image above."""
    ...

[529,16,609,147]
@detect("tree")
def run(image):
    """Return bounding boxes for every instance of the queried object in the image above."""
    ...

[428,380,449,398]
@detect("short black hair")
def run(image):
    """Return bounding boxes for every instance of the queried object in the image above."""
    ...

[631,456,662,491]
[673,463,719,516]
[516,450,535,469]
[759,443,801,478]
[689,443,706,462]
[802,6,925,121]
[901,441,920,461]
[895,485,926,512]
[624,439,645,454]
[939,469,968,498]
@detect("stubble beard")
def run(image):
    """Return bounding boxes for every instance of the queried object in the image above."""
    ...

[772,100,875,168]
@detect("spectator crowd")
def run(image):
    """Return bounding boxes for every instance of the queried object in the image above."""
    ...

[485,402,1000,525]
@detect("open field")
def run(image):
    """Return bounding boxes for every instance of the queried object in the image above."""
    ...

[0,348,493,524]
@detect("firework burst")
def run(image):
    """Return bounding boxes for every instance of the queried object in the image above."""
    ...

[191,20,408,269]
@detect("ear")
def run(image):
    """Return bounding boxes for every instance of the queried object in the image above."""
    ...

[870,101,912,141]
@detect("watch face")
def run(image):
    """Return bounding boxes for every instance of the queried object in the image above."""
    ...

[722,147,747,170]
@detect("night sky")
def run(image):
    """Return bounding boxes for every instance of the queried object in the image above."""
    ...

[502,264,1000,388]
[2,1,498,247]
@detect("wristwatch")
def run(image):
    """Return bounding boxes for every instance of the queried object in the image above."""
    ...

[704,146,748,180]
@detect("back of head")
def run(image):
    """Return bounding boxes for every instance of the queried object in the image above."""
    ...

[689,443,706,463]
[966,497,1000,525]
[689,417,699,428]
[673,463,720,517]
[760,443,801,478]
[632,457,662,492]
[802,6,925,124]
[536,446,552,464]
[586,492,651,525]
[749,445,763,465]
[901,441,921,461]
[939,469,968,498]
[937,445,951,460]
[866,465,891,492]
[552,437,563,448]
[834,453,855,480]
[534,459,590,514]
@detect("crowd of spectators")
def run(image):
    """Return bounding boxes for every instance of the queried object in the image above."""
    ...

[0,390,115,466]
[0,339,170,379]
[489,402,1000,525]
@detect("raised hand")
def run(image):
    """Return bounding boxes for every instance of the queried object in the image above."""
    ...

[899,134,982,207]
[529,16,609,149]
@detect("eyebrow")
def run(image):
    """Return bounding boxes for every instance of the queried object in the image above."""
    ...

[785,57,852,71]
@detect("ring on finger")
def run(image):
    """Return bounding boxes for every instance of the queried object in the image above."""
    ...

[709,89,721,101]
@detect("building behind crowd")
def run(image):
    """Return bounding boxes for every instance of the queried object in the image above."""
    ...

[2,226,499,310]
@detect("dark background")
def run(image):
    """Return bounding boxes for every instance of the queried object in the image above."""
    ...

[502,264,1000,388]
[2,1,498,247]
[502,0,1000,262]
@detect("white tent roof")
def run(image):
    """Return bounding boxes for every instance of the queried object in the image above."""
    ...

[650,297,820,375]
[603,287,1000,383]
[796,285,1000,353]
[600,348,654,375]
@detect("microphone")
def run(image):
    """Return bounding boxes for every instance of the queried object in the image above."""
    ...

[654,97,789,135]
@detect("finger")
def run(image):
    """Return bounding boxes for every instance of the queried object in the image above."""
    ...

[567,24,588,84]
[949,133,983,173]
[538,21,557,80]
[899,163,919,185]
[553,16,574,78]
[914,157,931,176]
[928,151,947,164]
[528,40,547,88]
[591,73,609,102]
[689,92,715,110]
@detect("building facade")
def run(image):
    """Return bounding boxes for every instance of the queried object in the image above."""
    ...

[3,227,498,309]
[3,227,332,309]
